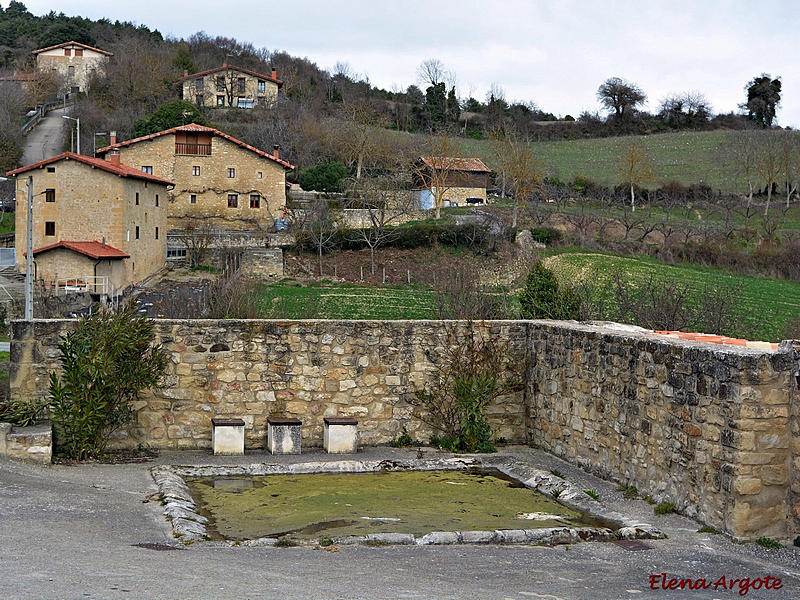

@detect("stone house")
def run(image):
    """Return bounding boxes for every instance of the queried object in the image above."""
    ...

[95,124,293,231]
[6,152,172,291]
[412,156,491,208]
[32,40,112,97]
[176,63,281,109]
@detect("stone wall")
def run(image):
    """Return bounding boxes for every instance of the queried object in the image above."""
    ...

[9,318,798,540]
[527,321,794,540]
[788,341,800,534]
[240,248,283,279]
[11,319,528,451]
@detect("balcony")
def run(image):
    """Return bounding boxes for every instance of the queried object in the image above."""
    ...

[175,143,212,156]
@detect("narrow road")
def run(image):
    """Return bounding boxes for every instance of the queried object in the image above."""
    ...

[20,106,67,166]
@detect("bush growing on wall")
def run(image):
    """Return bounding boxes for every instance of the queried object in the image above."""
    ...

[49,304,168,460]
[297,161,348,193]
[410,323,524,453]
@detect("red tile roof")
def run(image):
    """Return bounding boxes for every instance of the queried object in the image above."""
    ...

[419,156,491,173]
[653,330,779,351]
[176,63,281,86]
[95,124,294,169]
[6,152,175,186]
[32,240,129,259]
[32,40,113,56]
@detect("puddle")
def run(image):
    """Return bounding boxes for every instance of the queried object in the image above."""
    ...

[186,469,607,541]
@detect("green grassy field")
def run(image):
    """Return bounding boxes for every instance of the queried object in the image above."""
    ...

[542,251,800,341]
[452,130,744,193]
[258,281,437,320]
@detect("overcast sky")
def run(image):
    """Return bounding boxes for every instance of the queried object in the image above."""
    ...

[19,0,800,127]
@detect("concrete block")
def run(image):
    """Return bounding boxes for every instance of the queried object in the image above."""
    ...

[211,418,245,455]
[323,417,358,454]
[267,417,301,454]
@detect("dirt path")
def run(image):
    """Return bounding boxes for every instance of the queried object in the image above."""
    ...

[20,106,67,166]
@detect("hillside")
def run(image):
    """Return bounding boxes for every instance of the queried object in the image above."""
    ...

[452,130,744,193]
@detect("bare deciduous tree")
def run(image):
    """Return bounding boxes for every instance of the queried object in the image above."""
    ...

[618,141,654,211]
[496,131,544,228]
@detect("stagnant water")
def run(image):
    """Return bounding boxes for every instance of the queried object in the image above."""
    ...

[186,469,603,541]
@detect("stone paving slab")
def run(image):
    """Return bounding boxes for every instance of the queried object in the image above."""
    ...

[1,445,799,599]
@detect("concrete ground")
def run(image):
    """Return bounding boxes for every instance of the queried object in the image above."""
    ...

[1,446,798,600]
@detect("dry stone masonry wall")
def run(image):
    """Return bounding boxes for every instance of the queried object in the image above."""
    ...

[9,318,798,540]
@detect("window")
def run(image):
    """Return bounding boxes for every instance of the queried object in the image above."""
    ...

[192,166,200,176]
[47,167,55,173]
[216,76,225,92]
[237,97,254,109]
[250,194,260,209]
[237,77,246,93]
[196,79,204,91]
[227,194,238,208]
[74,48,83,57]
[190,194,197,204]
[257,171,262,179]
[135,226,140,239]
[64,49,71,56]
[155,227,159,240]
[45,222,55,236]
[68,66,75,76]
[258,80,266,93]
[135,192,139,205]
[227,168,235,178]
[142,166,153,175]
[196,94,204,105]
[155,194,159,207]
[216,95,225,106]
[45,189,55,203]
[166,247,187,259]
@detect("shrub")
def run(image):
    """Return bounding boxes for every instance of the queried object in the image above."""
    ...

[653,501,676,515]
[519,261,581,320]
[389,427,415,448]
[133,100,207,137]
[755,536,781,549]
[0,397,48,427]
[529,227,562,245]
[410,323,524,453]
[49,304,169,460]
[298,161,348,193]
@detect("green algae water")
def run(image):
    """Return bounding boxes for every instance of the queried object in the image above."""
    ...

[186,469,598,541]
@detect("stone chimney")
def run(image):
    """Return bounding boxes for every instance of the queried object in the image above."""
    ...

[109,130,117,146]
[183,69,188,77]
[109,148,120,166]
[102,236,106,248]
[272,145,280,160]
[271,67,277,79]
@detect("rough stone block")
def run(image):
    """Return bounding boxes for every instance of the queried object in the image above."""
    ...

[267,418,301,454]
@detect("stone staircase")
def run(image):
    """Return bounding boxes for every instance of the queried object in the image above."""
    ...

[0,267,24,283]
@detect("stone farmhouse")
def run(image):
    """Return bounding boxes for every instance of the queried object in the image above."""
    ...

[176,63,282,109]
[32,40,112,97]
[412,156,490,208]
[95,124,294,232]
[6,152,172,292]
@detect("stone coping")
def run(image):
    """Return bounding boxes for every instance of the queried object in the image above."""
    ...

[151,455,665,546]
[323,417,358,426]
[267,418,302,426]
[211,418,245,427]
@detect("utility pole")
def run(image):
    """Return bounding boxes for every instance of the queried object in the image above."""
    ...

[25,176,33,320]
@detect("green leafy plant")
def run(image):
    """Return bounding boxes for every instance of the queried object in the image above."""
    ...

[654,501,676,515]
[617,485,639,499]
[49,304,169,460]
[411,323,523,453]
[275,536,295,547]
[319,536,334,547]
[549,469,564,479]
[0,397,48,427]
[755,536,781,549]
[584,489,600,501]
[519,261,581,320]
[697,526,719,534]
[793,536,800,548]
[389,427,415,448]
